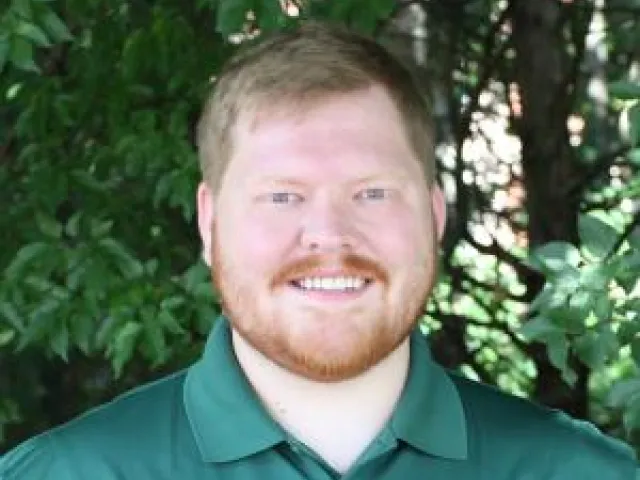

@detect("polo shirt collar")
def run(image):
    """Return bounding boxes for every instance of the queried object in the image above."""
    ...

[390,329,469,460]
[184,317,468,463]
[184,317,286,463]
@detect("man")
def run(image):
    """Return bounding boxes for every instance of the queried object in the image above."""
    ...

[1,22,638,479]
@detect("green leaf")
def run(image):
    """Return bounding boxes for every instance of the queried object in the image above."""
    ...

[99,238,143,279]
[69,314,94,355]
[0,328,15,346]
[623,394,640,434]
[579,263,610,291]
[578,214,620,259]
[9,35,40,72]
[160,295,185,311]
[529,285,553,313]
[327,1,355,22]
[628,148,640,166]
[546,333,577,387]
[13,0,33,20]
[90,219,113,237]
[5,242,51,279]
[520,316,561,341]
[142,316,167,367]
[256,0,286,32]
[568,290,591,316]
[592,295,612,322]
[158,309,185,335]
[574,328,619,370]
[216,0,250,37]
[109,321,142,378]
[529,242,581,274]
[0,302,24,332]
[16,21,51,47]
[371,0,396,18]
[612,251,640,293]
[36,211,62,238]
[65,211,82,237]
[609,80,640,100]
[39,9,72,42]
[349,3,381,35]
[50,322,70,361]
[629,226,640,251]
[631,338,640,367]
[608,378,640,408]
[0,38,8,72]
[627,103,640,146]
[618,321,640,345]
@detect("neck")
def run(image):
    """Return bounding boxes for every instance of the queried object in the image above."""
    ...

[231,331,410,474]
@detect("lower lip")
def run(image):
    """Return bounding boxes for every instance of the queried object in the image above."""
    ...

[288,281,372,302]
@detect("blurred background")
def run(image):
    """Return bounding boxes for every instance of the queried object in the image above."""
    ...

[0,0,639,453]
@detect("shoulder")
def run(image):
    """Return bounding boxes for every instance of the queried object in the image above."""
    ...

[1,370,189,480]
[449,372,638,479]
[0,434,60,480]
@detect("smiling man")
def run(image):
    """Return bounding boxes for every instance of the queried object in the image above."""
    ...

[1,22,638,480]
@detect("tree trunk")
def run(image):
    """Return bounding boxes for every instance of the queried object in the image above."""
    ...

[511,0,589,418]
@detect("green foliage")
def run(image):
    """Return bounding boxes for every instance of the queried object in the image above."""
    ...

[0,0,72,73]
[524,79,640,434]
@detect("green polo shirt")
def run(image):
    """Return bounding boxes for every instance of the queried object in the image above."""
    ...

[1,317,638,479]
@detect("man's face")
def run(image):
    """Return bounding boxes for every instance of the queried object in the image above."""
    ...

[197,86,445,382]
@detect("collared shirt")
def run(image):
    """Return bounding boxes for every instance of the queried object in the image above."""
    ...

[1,317,638,479]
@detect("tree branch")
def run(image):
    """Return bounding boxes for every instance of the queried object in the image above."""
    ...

[567,145,631,197]
[463,231,540,282]
[454,265,532,303]
[607,211,640,260]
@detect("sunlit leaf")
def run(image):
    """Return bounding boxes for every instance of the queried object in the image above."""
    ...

[529,242,581,274]
[574,328,619,371]
[520,316,561,341]
[579,214,620,260]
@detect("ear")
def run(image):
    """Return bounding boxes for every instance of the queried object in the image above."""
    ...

[430,185,447,241]
[196,182,216,267]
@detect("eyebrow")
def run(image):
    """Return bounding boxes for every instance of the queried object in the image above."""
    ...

[251,177,309,189]
[252,172,410,188]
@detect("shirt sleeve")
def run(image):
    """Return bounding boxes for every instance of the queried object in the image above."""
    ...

[0,434,65,480]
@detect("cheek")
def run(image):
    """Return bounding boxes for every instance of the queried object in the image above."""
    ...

[219,212,296,272]
[363,209,430,264]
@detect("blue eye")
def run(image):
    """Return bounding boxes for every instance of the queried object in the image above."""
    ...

[355,188,389,201]
[270,192,303,204]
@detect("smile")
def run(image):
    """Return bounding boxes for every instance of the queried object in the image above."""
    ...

[289,276,373,292]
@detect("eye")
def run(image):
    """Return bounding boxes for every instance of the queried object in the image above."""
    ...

[354,187,390,201]
[268,192,304,204]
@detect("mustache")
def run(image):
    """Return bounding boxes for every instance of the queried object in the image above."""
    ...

[270,254,389,288]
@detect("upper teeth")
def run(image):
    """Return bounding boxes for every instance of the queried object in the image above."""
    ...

[297,277,366,291]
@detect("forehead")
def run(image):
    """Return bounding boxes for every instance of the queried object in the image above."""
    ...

[226,87,424,185]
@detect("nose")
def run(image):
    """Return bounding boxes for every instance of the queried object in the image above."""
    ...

[300,198,355,253]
